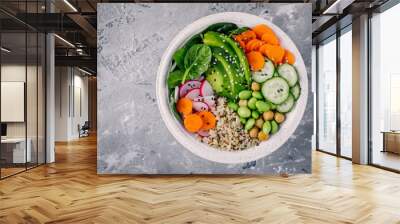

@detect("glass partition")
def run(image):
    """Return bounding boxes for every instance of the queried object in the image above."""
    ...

[27,31,38,169]
[38,32,45,165]
[339,27,352,158]
[370,3,400,171]
[0,2,46,179]
[317,36,337,154]
[1,31,28,177]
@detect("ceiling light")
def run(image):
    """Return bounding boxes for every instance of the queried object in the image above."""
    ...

[323,0,342,14]
[63,0,78,12]
[1,47,11,53]
[54,34,75,48]
[322,0,355,15]
[78,67,93,76]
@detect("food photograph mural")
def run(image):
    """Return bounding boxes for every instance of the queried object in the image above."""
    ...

[97,3,313,174]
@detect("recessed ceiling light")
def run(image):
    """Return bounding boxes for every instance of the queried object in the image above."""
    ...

[63,0,78,12]
[54,34,75,48]
[78,67,93,76]
[1,47,11,53]
[322,0,354,15]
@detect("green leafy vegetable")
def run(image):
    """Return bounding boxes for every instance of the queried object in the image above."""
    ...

[181,44,212,84]
[202,22,238,35]
[229,27,249,36]
[172,34,202,70]
[169,91,181,122]
[167,70,184,90]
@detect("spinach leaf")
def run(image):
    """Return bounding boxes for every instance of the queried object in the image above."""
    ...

[167,70,184,90]
[203,23,238,35]
[169,91,182,122]
[172,34,202,70]
[229,27,250,36]
[181,44,212,83]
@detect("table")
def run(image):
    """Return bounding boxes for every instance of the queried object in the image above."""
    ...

[1,138,31,163]
[381,131,400,154]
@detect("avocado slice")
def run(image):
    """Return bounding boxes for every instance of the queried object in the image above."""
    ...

[206,66,224,93]
[203,31,251,84]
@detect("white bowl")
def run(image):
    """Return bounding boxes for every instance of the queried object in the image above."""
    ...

[156,12,308,164]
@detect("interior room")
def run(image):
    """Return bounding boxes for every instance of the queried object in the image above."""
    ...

[0,0,400,223]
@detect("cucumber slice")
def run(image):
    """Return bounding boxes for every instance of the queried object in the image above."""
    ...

[278,63,298,87]
[290,83,301,100]
[252,59,274,83]
[261,77,290,104]
[277,94,295,113]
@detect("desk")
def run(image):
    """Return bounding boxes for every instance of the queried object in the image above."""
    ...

[1,138,31,163]
[382,131,400,154]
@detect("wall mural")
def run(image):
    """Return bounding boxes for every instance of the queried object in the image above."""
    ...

[97,3,313,174]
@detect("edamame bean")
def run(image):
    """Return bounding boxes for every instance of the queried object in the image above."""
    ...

[240,117,247,124]
[228,102,239,111]
[247,97,257,110]
[271,120,279,134]
[245,118,255,131]
[237,106,251,118]
[255,101,270,113]
[252,111,260,119]
[252,91,263,99]
[239,90,252,100]
[262,121,271,134]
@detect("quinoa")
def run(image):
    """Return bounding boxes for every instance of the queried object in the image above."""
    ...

[200,97,260,151]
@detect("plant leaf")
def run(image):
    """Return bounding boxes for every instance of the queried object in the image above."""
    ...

[172,34,202,70]
[229,27,250,36]
[167,70,184,90]
[181,44,212,83]
[203,23,238,35]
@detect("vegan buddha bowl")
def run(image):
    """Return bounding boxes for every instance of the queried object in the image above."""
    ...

[156,12,308,164]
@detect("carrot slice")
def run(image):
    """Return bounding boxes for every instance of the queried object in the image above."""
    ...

[176,98,192,115]
[237,39,246,49]
[262,44,285,64]
[259,44,269,56]
[246,51,265,71]
[283,49,295,64]
[184,114,203,132]
[197,111,216,130]
[251,40,264,51]
[234,36,246,49]
[252,24,274,39]
[240,30,256,42]
[234,35,242,42]
[246,39,259,52]
[261,32,279,45]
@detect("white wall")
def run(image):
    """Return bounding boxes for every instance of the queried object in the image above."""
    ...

[1,63,46,163]
[54,67,89,141]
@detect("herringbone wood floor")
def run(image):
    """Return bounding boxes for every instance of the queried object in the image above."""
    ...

[1,135,400,224]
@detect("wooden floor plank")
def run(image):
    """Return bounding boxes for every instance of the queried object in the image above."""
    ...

[0,135,400,224]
